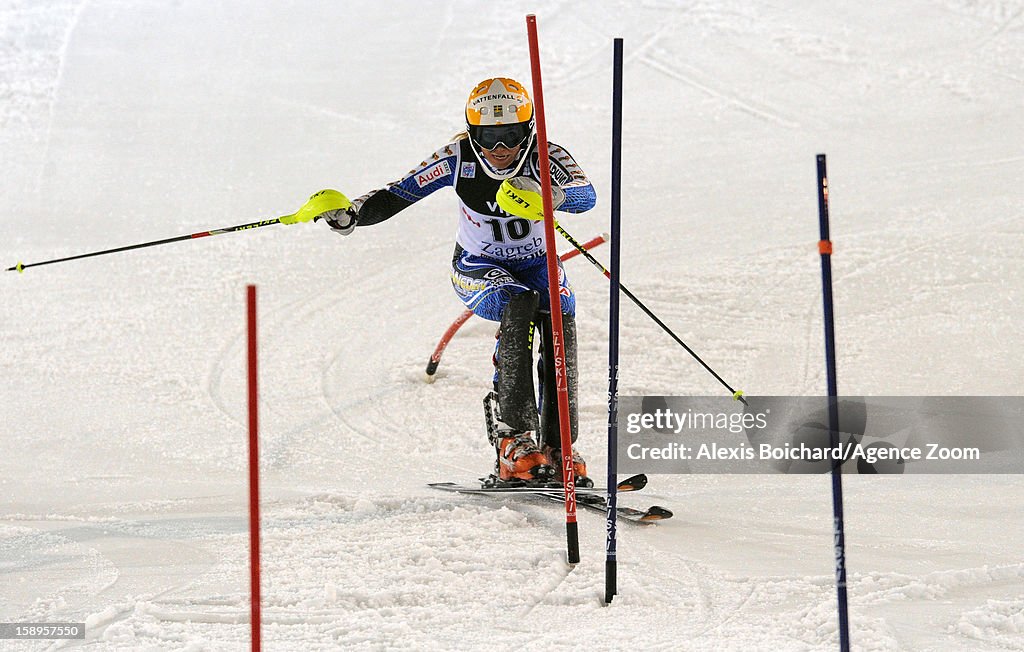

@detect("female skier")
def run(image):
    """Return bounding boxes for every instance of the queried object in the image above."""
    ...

[296,77,596,483]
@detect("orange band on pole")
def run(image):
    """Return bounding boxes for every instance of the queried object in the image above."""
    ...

[819,240,833,255]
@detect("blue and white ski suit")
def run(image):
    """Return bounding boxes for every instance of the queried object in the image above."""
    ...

[349,136,596,320]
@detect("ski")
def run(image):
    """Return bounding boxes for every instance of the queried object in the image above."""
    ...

[429,473,672,524]
[533,489,673,523]
[429,473,647,495]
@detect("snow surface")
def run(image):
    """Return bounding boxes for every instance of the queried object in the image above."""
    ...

[2,0,1023,650]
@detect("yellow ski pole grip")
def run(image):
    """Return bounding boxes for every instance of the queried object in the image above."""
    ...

[495,180,547,222]
[283,189,353,224]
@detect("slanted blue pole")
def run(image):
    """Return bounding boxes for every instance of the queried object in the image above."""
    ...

[605,37,623,605]
[816,154,851,651]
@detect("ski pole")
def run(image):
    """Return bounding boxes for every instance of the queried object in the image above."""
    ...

[6,218,285,273]
[6,189,349,273]
[555,223,747,405]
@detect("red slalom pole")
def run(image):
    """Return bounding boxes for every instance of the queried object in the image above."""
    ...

[246,285,262,652]
[424,311,475,381]
[526,13,579,565]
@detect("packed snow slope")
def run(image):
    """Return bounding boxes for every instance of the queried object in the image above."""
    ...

[2,1,1022,650]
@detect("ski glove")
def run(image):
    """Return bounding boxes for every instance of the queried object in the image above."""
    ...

[321,208,358,236]
[281,189,353,226]
[496,177,565,222]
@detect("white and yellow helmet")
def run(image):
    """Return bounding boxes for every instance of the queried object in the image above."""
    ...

[465,77,536,178]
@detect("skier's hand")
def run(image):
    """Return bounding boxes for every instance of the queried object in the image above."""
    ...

[496,177,565,221]
[321,207,357,236]
[281,189,352,225]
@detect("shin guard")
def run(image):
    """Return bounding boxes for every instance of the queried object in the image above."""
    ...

[496,291,540,432]
[538,311,579,449]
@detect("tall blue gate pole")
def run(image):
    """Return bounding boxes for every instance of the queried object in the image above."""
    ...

[605,37,624,605]
[816,154,851,651]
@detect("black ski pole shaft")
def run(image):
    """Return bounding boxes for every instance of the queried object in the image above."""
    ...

[605,36,623,606]
[6,216,289,273]
[816,153,851,652]
[555,223,747,405]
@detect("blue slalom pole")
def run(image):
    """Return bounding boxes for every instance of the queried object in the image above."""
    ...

[816,154,851,651]
[605,37,623,605]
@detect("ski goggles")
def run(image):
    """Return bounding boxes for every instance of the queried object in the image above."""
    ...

[468,122,533,151]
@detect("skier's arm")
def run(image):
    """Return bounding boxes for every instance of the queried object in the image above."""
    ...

[498,142,597,221]
[547,142,596,213]
[345,143,461,228]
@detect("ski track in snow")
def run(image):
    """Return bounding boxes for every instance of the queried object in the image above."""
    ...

[33,0,90,195]
[1,0,1023,649]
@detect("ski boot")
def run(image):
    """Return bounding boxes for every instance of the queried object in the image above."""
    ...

[484,391,554,483]
[495,432,554,482]
[543,445,593,487]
